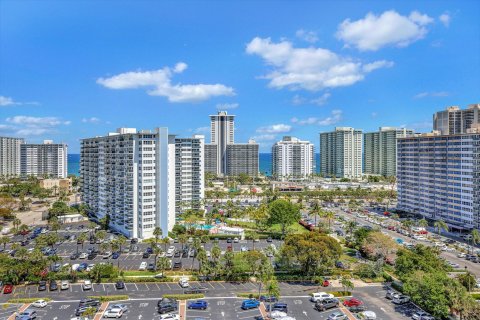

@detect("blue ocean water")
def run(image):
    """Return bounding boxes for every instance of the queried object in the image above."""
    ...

[68,153,320,177]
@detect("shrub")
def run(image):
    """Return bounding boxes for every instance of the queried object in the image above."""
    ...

[87,295,128,302]
[237,292,267,298]
[162,293,204,300]
[8,298,52,303]
[330,291,351,297]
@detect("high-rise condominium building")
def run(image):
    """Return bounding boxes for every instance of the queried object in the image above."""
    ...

[272,136,314,181]
[433,104,480,135]
[21,140,68,178]
[397,131,480,231]
[171,135,205,215]
[0,136,24,177]
[364,127,414,177]
[81,128,176,239]
[320,127,363,178]
[205,111,259,176]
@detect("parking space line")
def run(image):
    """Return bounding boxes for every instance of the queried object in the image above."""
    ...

[6,304,29,320]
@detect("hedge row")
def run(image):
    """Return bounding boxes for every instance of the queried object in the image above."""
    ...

[237,292,267,298]
[330,291,352,297]
[122,277,174,283]
[8,298,52,303]
[87,295,129,302]
[162,293,205,300]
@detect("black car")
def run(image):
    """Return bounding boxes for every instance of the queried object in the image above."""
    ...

[173,261,182,270]
[349,305,367,313]
[267,237,273,242]
[131,238,138,244]
[38,281,47,291]
[174,251,181,258]
[20,240,29,246]
[87,252,97,260]
[147,263,156,271]
[78,298,101,307]
[271,303,288,313]
[130,245,139,252]
[226,238,232,243]
[157,298,178,314]
[184,286,208,294]
[115,281,125,290]
[70,252,79,260]
[142,252,150,259]
[49,280,58,291]
[259,295,278,302]
[89,238,95,244]
[314,298,338,311]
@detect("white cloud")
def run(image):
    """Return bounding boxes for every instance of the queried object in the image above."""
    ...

[295,29,319,43]
[216,103,239,110]
[194,126,210,133]
[292,92,332,106]
[311,92,331,106]
[292,95,305,105]
[250,134,277,142]
[97,62,235,103]
[371,112,378,118]
[82,117,101,124]
[413,91,450,99]
[246,37,392,91]
[400,121,431,131]
[0,95,39,106]
[439,13,451,27]
[291,109,343,126]
[2,115,70,136]
[336,10,434,51]
[257,124,292,134]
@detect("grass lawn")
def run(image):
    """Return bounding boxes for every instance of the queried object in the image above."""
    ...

[226,219,309,235]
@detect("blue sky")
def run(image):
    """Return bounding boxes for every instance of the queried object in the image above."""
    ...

[1,0,479,153]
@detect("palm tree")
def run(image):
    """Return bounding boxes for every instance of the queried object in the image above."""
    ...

[345,220,358,238]
[402,219,414,234]
[153,227,162,246]
[156,256,171,275]
[160,237,170,253]
[179,234,188,251]
[309,200,321,228]
[0,236,9,250]
[265,279,280,317]
[417,218,428,229]
[434,219,449,236]
[153,245,163,270]
[99,242,109,254]
[323,211,335,232]
[77,232,88,252]
[117,235,127,252]
[246,231,259,250]
[12,218,21,232]
[340,276,354,294]
[191,237,202,271]
[470,229,480,255]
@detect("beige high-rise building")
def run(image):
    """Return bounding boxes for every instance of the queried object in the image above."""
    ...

[272,136,314,181]
[0,136,24,177]
[320,127,363,178]
[364,127,414,177]
[433,104,480,135]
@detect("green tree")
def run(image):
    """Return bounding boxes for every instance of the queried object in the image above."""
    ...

[340,276,354,294]
[153,227,162,245]
[456,272,476,292]
[156,256,171,275]
[0,236,9,250]
[77,232,88,251]
[433,219,448,236]
[265,279,280,317]
[417,218,428,228]
[267,199,300,238]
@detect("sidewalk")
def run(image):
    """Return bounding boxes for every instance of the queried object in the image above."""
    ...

[93,302,109,320]
[7,304,29,320]
[179,300,186,320]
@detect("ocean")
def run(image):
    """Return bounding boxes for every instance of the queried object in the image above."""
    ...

[68,153,321,177]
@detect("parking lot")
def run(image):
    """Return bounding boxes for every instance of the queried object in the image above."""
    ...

[0,304,21,320]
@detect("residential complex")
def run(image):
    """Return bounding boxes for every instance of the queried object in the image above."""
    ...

[0,136,24,177]
[171,135,205,215]
[81,128,176,239]
[320,127,363,178]
[364,127,414,177]
[397,131,480,231]
[272,136,314,181]
[20,140,68,178]
[433,104,480,135]
[205,111,259,177]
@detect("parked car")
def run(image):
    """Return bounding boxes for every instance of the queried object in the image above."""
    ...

[15,309,37,320]
[392,295,410,304]
[348,305,367,313]
[412,311,432,320]
[385,290,399,300]
[184,286,208,294]
[259,295,278,302]
[359,311,377,319]
[327,311,347,320]
[310,292,334,302]
[187,300,208,310]
[38,281,47,291]
[343,298,363,307]
[78,298,100,307]
[112,252,120,259]
[61,280,70,290]
[241,299,260,310]
[32,300,48,308]
[102,307,124,318]
[178,278,189,288]
[75,306,98,317]
[314,298,339,311]
[49,280,58,291]
[115,281,125,290]
[139,262,147,271]
[157,298,178,314]
[271,303,288,313]
[82,280,92,290]
[173,261,182,270]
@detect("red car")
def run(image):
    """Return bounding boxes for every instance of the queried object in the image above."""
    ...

[321,280,330,287]
[343,298,363,307]
[3,284,13,294]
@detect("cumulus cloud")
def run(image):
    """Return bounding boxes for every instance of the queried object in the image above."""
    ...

[291,110,343,126]
[293,92,332,106]
[1,116,71,136]
[0,95,39,106]
[439,13,451,27]
[311,92,332,106]
[336,10,434,51]
[246,37,392,91]
[295,29,319,43]
[82,117,101,124]
[216,103,239,110]
[414,91,450,99]
[97,62,235,103]
[250,134,277,142]
[257,124,292,134]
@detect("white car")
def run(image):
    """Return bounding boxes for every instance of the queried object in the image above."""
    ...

[72,264,80,271]
[83,280,92,290]
[86,264,95,272]
[310,292,334,302]
[269,311,287,319]
[103,307,124,318]
[159,313,180,320]
[110,304,128,312]
[166,246,175,257]
[457,253,466,258]
[32,300,48,308]
[79,252,88,259]
[103,251,112,259]
[61,280,70,290]
[359,311,377,319]
[178,278,189,288]
[139,262,147,271]
[206,251,211,258]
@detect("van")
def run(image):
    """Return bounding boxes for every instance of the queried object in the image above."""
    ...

[310,292,334,302]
